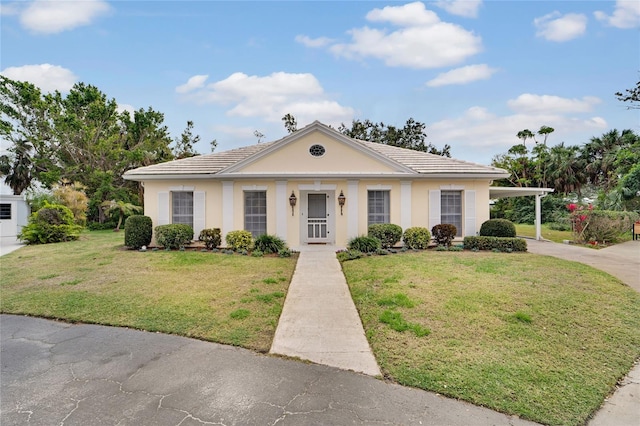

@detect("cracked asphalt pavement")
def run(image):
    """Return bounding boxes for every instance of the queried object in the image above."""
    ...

[1,314,539,426]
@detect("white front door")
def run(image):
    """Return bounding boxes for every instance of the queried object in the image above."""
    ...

[307,193,329,243]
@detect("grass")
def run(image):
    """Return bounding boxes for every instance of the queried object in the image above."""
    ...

[341,251,640,426]
[515,223,573,243]
[0,230,296,352]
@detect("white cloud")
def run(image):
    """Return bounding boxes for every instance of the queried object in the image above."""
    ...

[1,64,77,92]
[175,74,209,94]
[534,11,587,42]
[507,94,601,114]
[116,103,136,117]
[434,0,482,18]
[426,64,498,87]
[20,0,111,34]
[326,2,482,69]
[429,96,608,163]
[294,35,334,48]
[176,71,355,126]
[595,0,640,29]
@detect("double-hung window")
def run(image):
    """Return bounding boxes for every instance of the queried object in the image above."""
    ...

[244,191,266,237]
[441,190,462,236]
[172,192,193,228]
[368,190,390,225]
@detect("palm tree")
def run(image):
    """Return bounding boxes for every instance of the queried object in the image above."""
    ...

[584,129,628,192]
[101,200,142,231]
[0,139,34,195]
[548,143,587,196]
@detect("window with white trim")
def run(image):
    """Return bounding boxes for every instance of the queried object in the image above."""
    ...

[172,192,193,228]
[368,190,390,225]
[244,191,266,237]
[441,190,462,236]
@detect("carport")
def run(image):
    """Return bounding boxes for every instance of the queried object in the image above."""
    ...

[489,187,555,240]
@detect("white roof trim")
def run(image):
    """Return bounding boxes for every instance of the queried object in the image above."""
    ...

[490,187,554,198]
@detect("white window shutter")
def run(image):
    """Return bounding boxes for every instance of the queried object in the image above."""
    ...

[193,191,206,237]
[465,190,476,236]
[429,190,441,230]
[158,192,169,225]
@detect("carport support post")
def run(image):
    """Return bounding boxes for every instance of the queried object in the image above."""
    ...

[535,192,543,241]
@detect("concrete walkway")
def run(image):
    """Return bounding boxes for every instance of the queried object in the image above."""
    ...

[270,245,381,376]
[0,236,23,257]
[527,239,640,426]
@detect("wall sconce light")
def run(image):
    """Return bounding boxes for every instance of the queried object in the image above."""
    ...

[338,190,346,215]
[289,191,297,216]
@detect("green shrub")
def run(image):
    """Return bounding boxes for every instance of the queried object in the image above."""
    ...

[124,215,152,249]
[198,228,221,249]
[336,250,363,262]
[402,227,431,249]
[581,210,639,243]
[463,236,528,252]
[479,219,516,237]
[348,235,381,253]
[251,250,264,257]
[368,223,402,248]
[18,202,83,244]
[278,248,292,258]
[432,224,457,247]
[155,224,194,249]
[86,221,118,231]
[225,230,254,251]
[254,234,287,254]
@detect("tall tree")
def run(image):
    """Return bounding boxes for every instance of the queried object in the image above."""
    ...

[173,120,200,159]
[615,80,640,109]
[338,117,451,156]
[0,76,57,191]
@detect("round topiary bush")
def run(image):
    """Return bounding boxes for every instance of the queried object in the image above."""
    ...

[199,228,222,249]
[225,230,254,251]
[479,219,516,237]
[432,223,457,247]
[402,227,431,249]
[124,215,153,249]
[18,202,83,244]
[155,224,194,249]
[368,223,403,248]
[347,235,381,253]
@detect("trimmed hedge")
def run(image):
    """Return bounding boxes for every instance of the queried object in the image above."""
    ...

[463,236,527,252]
[368,223,402,248]
[479,219,516,237]
[432,224,457,247]
[124,215,153,249]
[225,230,254,251]
[199,228,221,249]
[348,235,381,253]
[402,227,431,249]
[155,224,194,249]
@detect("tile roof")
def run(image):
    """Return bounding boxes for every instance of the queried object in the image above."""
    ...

[124,121,508,179]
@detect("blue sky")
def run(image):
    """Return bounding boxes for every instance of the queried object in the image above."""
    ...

[1,0,638,166]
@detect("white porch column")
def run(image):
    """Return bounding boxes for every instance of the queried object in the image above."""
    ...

[400,181,412,231]
[222,181,234,243]
[347,180,359,239]
[276,180,288,241]
[535,193,542,240]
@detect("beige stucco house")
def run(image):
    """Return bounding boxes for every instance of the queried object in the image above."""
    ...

[123,121,511,248]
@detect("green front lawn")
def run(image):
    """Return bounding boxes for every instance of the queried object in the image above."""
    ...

[0,231,297,352]
[514,223,573,243]
[342,251,640,426]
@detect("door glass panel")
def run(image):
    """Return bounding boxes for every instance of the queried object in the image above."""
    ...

[308,194,326,218]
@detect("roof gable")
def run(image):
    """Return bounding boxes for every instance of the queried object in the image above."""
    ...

[222,121,413,175]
